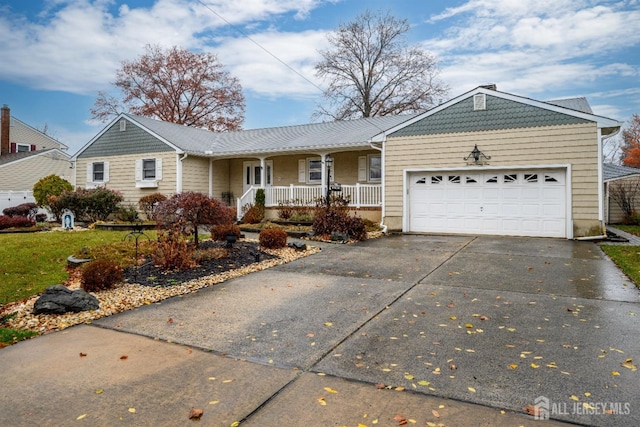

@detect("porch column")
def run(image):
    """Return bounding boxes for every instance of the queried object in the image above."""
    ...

[259,157,266,188]
[321,153,328,202]
[208,159,213,198]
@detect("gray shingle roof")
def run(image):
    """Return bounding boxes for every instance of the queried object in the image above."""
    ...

[126,113,416,156]
[545,97,593,114]
[603,163,640,182]
[0,148,68,167]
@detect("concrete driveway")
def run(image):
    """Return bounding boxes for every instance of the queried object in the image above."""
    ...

[1,234,638,426]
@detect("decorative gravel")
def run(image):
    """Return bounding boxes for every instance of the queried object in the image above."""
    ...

[0,240,320,335]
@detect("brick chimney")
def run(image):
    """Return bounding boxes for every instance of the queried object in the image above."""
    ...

[1,104,10,155]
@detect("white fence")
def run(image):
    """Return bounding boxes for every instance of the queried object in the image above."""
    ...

[237,184,381,220]
[0,191,36,214]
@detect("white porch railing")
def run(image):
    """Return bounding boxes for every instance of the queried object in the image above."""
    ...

[236,184,381,221]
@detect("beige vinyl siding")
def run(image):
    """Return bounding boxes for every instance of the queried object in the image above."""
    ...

[76,152,177,205]
[181,156,210,195]
[384,123,599,226]
[0,155,72,191]
[212,159,230,201]
[4,120,66,151]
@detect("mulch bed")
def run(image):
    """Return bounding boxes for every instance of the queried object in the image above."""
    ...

[123,240,277,287]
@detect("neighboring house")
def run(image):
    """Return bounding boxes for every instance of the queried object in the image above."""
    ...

[73,85,621,239]
[0,105,72,212]
[603,163,640,224]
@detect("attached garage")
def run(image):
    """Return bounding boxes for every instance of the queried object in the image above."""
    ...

[407,168,567,237]
[373,86,622,239]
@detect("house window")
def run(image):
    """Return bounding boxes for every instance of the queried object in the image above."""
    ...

[17,144,30,152]
[93,162,105,182]
[119,119,126,132]
[369,155,381,181]
[143,159,156,179]
[308,159,322,183]
[431,176,443,184]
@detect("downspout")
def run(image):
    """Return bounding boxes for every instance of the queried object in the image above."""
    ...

[176,152,188,193]
[370,140,386,233]
[597,128,621,238]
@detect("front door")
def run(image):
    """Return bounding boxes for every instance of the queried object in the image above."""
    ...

[243,161,272,193]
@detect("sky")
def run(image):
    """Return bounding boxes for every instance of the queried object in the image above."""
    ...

[0,0,639,155]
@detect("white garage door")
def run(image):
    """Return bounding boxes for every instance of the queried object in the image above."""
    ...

[408,169,566,237]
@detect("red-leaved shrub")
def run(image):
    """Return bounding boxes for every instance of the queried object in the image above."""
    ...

[0,215,36,230]
[259,228,288,249]
[81,259,123,292]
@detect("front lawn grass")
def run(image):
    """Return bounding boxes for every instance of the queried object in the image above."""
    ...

[0,327,37,346]
[0,229,156,305]
[600,245,640,288]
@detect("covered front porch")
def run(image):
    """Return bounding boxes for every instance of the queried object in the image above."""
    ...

[237,183,381,221]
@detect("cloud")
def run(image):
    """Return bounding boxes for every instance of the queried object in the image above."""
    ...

[214,30,329,98]
[423,0,640,102]
[0,0,334,95]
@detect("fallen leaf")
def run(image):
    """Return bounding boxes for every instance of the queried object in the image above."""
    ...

[231,422,240,427]
[188,408,203,420]
[128,408,136,413]
[76,414,87,420]
[468,387,476,393]
[509,364,518,370]
[323,387,338,394]
[404,374,414,380]
[480,315,489,320]
[317,397,327,406]
[432,409,440,418]
[621,359,637,371]
[417,380,430,386]
[393,413,408,425]
[324,322,333,327]
[95,389,104,394]
[395,386,405,391]
[530,363,539,369]
[465,323,473,329]
[120,355,128,360]
[611,371,620,376]
[79,352,87,357]
[523,404,541,417]
[570,395,579,401]
[375,383,386,389]
[167,317,174,323]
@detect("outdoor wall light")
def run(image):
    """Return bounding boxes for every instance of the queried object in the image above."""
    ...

[464,144,491,164]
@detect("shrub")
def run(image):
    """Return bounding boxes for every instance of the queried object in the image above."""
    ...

[81,259,123,292]
[259,228,288,249]
[3,203,38,218]
[155,192,234,247]
[153,222,198,270]
[210,223,241,241]
[0,215,36,230]
[138,193,167,220]
[242,204,264,224]
[312,203,366,242]
[32,175,73,218]
[276,201,294,220]
[255,188,266,208]
[116,204,140,222]
[50,187,124,223]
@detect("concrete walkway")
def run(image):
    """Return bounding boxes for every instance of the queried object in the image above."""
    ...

[1,234,639,426]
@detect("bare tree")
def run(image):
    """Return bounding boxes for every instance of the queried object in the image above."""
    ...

[314,10,448,121]
[91,45,245,132]
[609,177,640,222]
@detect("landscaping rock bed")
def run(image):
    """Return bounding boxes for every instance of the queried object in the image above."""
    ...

[124,240,277,287]
[0,240,320,335]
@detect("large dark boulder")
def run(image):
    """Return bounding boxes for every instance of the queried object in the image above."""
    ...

[33,285,99,315]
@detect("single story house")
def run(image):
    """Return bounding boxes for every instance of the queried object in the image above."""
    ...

[73,85,621,239]
[0,105,72,212]
[603,163,640,224]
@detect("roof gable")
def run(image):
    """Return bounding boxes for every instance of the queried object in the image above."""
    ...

[389,94,590,138]
[76,115,177,159]
[372,86,622,141]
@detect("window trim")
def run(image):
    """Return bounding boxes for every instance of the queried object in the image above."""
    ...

[368,154,381,182]
[307,158,323,184]
[142,158,156,180]
[92,162,105,182]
